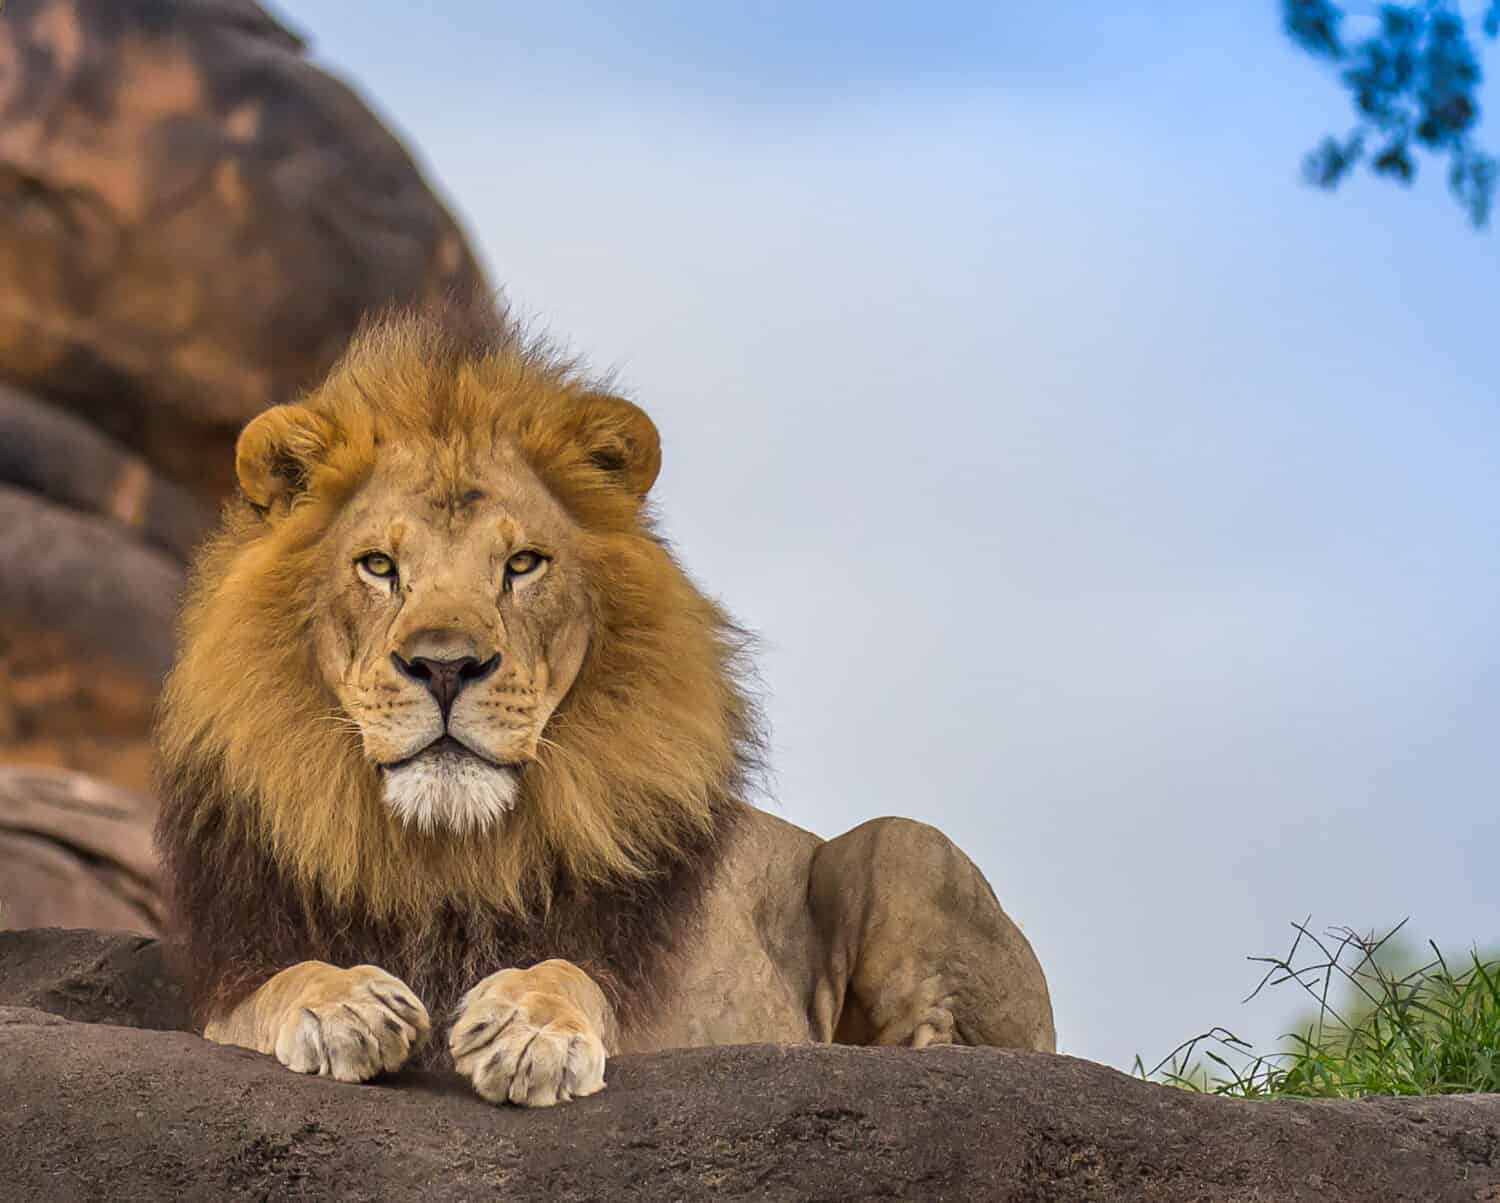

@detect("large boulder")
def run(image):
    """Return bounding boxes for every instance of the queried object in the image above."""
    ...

[0,382,211,562]
[0,0,493,809]
[0,615,163,792]
[1,929,1498,1202]
[0,483,185,682]
[0,394,191,791]
[0,0,490,504]
[0,771,161,931]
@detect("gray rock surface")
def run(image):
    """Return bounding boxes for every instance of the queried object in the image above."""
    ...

[0,927,180,1025]
[0,768,162,932]
[0,487,184,680]
[2,929,1499,1201]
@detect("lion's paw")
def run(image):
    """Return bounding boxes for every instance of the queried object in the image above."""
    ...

[272,965,430,1083]
[450,974,606,1107]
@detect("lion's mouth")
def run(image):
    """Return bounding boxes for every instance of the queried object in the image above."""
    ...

[377,734,524,833]
[382,734,519,773]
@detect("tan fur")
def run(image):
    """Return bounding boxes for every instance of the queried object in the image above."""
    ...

[450,961,611,1106]
[159,314,751,921]
[159,307,1055,1109]
[204,963,430,1083]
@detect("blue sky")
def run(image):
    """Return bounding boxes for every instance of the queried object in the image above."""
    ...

[286,1,1499,1070]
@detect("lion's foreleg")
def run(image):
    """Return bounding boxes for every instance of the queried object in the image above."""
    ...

[449,959,614,1107]
[807,817,1056,1052]
[203,961,430,1082]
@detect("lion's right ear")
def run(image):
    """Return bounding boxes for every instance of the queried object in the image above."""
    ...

[235,405,336,512]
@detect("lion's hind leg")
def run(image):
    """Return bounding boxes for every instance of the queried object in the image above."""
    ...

[807,817,1056,1052]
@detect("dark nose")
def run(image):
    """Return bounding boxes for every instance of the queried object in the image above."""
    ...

[391,653,500,722]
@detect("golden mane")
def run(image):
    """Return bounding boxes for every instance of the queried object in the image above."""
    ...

[157,310,759,927]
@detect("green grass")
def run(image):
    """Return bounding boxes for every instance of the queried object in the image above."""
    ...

[1134,919,1500,1098]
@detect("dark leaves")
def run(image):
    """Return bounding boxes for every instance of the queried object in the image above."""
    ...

[1282,1,1498,226]
[1415,11,1481,147]
[1285,0,1346,58]
[1341,6,1420,122]
[1303,132,1366,187]
[1372,141,1416,181]
[1451,149,1498,225]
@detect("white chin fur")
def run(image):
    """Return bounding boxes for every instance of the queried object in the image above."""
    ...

[381,751,520,834]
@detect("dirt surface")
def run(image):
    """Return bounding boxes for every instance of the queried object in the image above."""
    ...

[3,930,1500,1201]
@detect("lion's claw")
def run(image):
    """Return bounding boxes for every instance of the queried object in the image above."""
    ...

[450,978,606,1107]
[271,966,429,1083]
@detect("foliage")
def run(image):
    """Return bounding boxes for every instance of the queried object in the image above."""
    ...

[1283,1,1500,225]
[1135,918,1500,1098]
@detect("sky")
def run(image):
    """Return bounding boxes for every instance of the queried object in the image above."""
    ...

[283,1,1499,1072]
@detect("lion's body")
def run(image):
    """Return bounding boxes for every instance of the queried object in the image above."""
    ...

[155,306,1054,1103]
[623,808,1054,1053]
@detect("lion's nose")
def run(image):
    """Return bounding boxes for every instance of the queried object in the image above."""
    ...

[391,653,500,722]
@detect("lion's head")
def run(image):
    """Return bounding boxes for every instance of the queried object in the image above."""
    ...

[157,309,757,924]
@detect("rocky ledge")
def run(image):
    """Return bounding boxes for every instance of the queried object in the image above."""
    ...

[1,929,1498,1202]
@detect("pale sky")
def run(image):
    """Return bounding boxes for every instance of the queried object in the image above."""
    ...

[284,1,1500,1071]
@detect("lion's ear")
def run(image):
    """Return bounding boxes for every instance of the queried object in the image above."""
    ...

[572,393,662,499]
[235,404,336,512]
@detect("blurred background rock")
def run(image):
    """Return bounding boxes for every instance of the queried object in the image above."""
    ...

[0,0,490,931]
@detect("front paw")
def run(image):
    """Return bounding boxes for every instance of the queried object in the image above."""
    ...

[450,970,606,1107]
[272,965,430,1083]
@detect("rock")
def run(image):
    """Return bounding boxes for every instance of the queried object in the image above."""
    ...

[1,930,1498,1201]
[0,771,161,932]
[0,388,199,790]
[0,0,490,504]
[0,928,181,1025]
[0,383,213,561]
[0,391,198,791]
[0,485,184,681]
[0,624,161,793]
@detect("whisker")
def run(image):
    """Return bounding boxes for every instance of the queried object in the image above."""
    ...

[534,733,585,774]
[306,711,366,738]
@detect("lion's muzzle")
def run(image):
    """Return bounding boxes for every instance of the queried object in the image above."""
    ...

[390,652,500,722]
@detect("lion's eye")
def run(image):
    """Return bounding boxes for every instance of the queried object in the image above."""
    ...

[357,552,397,582]
[504,550,546,581]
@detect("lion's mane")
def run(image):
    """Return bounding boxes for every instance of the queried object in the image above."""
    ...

[155,307,761,1042]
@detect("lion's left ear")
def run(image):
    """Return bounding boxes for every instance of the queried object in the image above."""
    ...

[571,393,662,499]
[235,404,337,512]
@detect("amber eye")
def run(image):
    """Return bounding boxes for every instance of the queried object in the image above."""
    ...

[504,550,546,582]
[357,551,397,581]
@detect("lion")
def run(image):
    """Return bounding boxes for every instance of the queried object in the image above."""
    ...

[155,305,1055,1108]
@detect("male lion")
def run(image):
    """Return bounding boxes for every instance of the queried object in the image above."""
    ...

[155,308,1054,1107]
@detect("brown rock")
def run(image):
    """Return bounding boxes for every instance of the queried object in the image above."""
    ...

[0,624,160,791]
[0,484,176,795]
[0,0,490,503]
[0,768,161,932]
[0,382,213,561]
[1,929,1499,1202]
[0,485,184,681]
[0,387,202,791]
